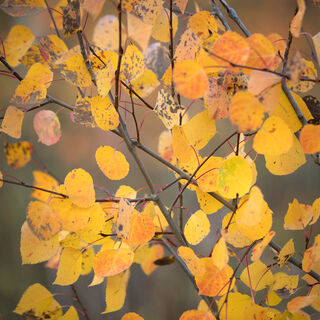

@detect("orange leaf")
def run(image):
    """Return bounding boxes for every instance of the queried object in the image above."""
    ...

[251,231,275,261]
[195,258,234,296]
[121,312,144,320]
[95,146,129,180]
[173,60,208,99]
[229,91,265,132]
[93,248,134,277]
[290,0,306,37]
[287,295,317,313]
[179,309,216,320]
[210,30,250,67]
[188,11,217,39]
[299,124,320,154]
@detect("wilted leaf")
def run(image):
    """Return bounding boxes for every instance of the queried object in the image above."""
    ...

[4,141,32,169]
[62,0,80,37]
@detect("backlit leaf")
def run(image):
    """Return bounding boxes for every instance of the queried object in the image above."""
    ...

[195,258,234,296]
[195,187,224,214]
[152,8,178,43]
[20,221,59,264]
[211,235,228,270]
[135,244,164,275]
[217,156,252,199]
[276,238,295,268]
[103,270,130,313]
[0,105,24,138]
[284,199,313,230]
[253,116,293,155]
[54,247,82,285]
[14,283,62,318]
[12,63,53,105]
[1,25,34,67]
[154,89,182,129]
[265,135,306,175]
[27,200,61,240]
[188,11,217,40]
[96,146,129,180]
[210,30,250,67]
[175,28,200,62]
[178,246,204,276]
[91,95,119,131]
[131,69,159,97]
[182,110,216,150]
[81,247,95,275]
[31,171,58,202]
[121,312,144,320]
[229,91,265,132]
[93,247,134,277]
[251,231,275,261]
[287,295,317,313]
[299,124,320,154]
[173,60,208,99]
[179,309,215,320]
[4,141,32,169]
[172,125,194,163]
[240,260,273,291]
[120,44,145,83]
[60,54,91,87]
[184,210,210,245]
[0,0,45,17]
[33,110,61,146]
[64,168,95,208]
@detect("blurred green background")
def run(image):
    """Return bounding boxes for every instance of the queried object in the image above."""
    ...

[0,0,320,319]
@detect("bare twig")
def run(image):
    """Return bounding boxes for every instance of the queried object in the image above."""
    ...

[44,0,62,39]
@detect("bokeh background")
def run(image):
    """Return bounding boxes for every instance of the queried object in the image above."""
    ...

[0,0,320,319]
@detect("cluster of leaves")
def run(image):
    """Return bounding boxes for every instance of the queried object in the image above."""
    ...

[0,0,320,319]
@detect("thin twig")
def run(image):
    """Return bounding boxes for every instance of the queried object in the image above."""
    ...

[71,284,90,320]
[44,0,62,39]
[210,0,231,31]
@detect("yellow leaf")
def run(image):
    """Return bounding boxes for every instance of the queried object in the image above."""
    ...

[217,156,252,199]
[175,28,200,62]
[0,106,24,138]
[184,210,210,245]
[103,270,130,313]
[172,125,194,163]
[240,260,273,291]
[96,61,115,98]
[0,170,3,188]
[4,141,32,169]
[93,247,134,277]
[211,236,228,270]
[182,110,216,150]
[121,44,145,83]
[195,258,234,296]
[2,25,34,67]
[236,186,264,226]
[311,197,320,225]
[188,11,217,39]
[265,135,306,175]
[90,95,119,131]
[60,53,91,87]
[20,221,59,264]
[253,116,293,155]
[173,60,208,99]
[195,187,224,214]
[60,306,79,320]
[276,238,295,268]
[229,91,265,132]
[54,247,82,285]
[131,69,159,98]
[12,63,53,105]
[251,231,275,261]
[154,89,182,129]
[152,8,178,43]
[14,283,62,318]
[31,171,58,202]
[300,124,320,154]
[95,146,129,180]
[27,200,61,240]
[135,244,164,275]
[64,168,95,208]
[115,198,135,240]
[284,199,313,230]
[272,272,299,296]
[266,291,282,306]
